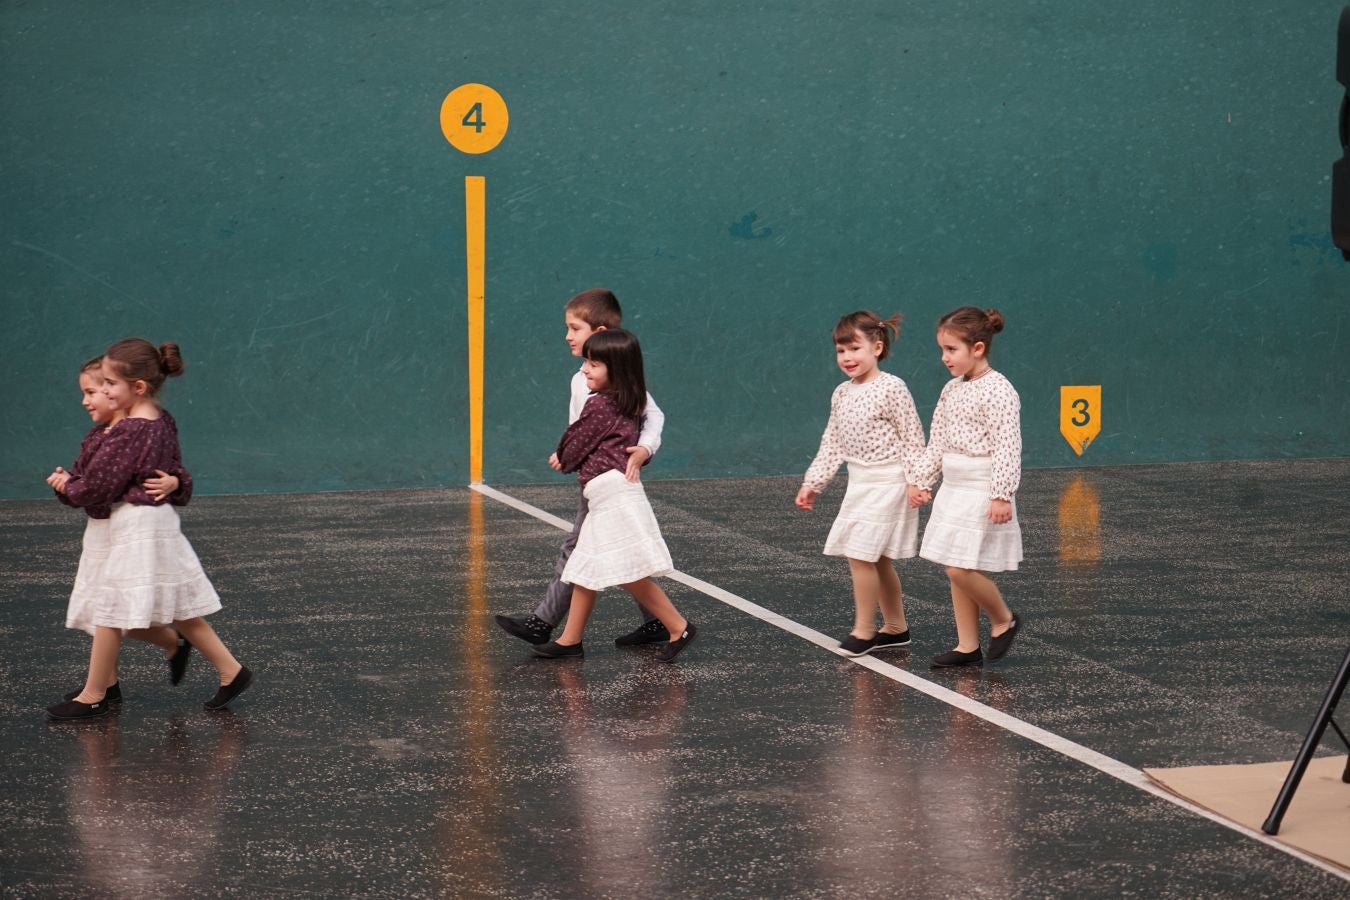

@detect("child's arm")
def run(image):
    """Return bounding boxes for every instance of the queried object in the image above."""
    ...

[624,391,665,481]
[556,395,618,474]
[909,381,953,492]
[799,386,846,505]
[986,380,1022,515]
[62,425,143,509]
[143,468,192,504]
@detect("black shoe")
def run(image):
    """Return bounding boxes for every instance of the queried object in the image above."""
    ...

[531,640,584,659]
[656,622,698,663]
[63,682,122,703]
[871,629,912,651]
[494,614,554,646]
[930,648,984,668]
[615,619,668,647]
[169,635,193,685]
[47,698,113,720]
[204,667,253,711]
[987,613,1021,661]
[837,634,876,657]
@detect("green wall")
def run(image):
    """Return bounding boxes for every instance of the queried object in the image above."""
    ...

[2,2,1346,499]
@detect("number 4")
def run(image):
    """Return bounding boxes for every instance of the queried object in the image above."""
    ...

[462,102,486,133]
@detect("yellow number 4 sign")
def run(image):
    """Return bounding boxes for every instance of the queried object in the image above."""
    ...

[1060,386,1101,456]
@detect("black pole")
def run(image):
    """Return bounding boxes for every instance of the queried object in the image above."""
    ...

[1262,646,1350,835]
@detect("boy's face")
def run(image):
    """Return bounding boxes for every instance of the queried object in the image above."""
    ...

[564,313,603,358]
[79,371,115,424]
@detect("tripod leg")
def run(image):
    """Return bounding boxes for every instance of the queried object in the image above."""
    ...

[1262,646,1350,834]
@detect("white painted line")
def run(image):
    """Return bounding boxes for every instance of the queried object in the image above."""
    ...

[471,482,1350,882]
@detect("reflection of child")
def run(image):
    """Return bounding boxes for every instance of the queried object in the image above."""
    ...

[46,339,253,719]
[531,329,697,662]
[796,312,926,657]
[495,288,667,647]
[48,357,191,702]
[909,307,1024,668]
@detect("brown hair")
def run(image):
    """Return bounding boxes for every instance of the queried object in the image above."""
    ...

[937,307,1005,354]
[80,355,104,374]
[103,338,186,395]
[832,310,902,360]
[565,288,623,329]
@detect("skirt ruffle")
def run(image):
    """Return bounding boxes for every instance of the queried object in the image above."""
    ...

[562,470,673,591]
[919,454,1023,572]
[823,460,918,562]
[66,504,222,634]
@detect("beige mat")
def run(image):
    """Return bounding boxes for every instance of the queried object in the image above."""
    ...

[1145,756,1350,872]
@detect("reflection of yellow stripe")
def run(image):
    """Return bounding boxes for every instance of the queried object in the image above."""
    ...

[465,176,485,483]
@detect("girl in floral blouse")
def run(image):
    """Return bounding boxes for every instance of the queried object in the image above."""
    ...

[796,311,928,657]
[531,329,698,663]
[909,307,1024,668]
[46,338,253,719]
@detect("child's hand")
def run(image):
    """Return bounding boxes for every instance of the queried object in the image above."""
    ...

[795,486,817,511]
[143,469,180,501]
[47,467,70,493]
[548,452,563,472]
[623,446,651,482]
[907,485,931,508]
[988,498,1012,524]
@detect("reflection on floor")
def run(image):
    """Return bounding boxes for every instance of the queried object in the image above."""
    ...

[2,460,1347,896]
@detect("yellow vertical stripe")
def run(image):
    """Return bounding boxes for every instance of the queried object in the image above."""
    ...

[465,175,485,483]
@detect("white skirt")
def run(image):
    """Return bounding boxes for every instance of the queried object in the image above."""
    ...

[66,503,222,634]
[561,470,673,590]
[919,454,1023,572]
[823,460,918,562]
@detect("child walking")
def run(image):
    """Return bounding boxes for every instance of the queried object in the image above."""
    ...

[46,338,253,719]
[796,311,928,657]
[909,307,1024,668]
[495,288,668,647]
[531,329,697,662]
[47,356,193,701]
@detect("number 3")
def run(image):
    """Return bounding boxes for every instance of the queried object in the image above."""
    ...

[1071,398,1091,427]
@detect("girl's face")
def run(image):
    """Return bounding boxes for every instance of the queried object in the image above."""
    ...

[937,328,986,379]
[581,356,610,392]
[78,371,115,424]
[99,360,147,413]
[835,330,884,382]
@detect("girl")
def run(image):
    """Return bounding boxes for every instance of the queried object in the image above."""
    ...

[47,357,192,702]
[531,329,697,663]
[46,339,252,719]
[909,307,1023,668]
[796,311,927,657]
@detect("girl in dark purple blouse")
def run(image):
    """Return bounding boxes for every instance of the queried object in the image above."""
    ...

[45,356,196,704]
[531,329,698,663]
[45,339,253,720]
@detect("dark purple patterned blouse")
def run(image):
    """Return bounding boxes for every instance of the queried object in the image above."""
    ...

[556,393,639,485]
[59,411,193,519]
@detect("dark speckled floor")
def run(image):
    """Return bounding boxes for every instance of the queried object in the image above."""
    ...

[2,461,1348,897]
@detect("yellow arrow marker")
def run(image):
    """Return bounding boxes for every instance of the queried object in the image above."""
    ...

[1060,385,1101,456]
[441,84,508,484]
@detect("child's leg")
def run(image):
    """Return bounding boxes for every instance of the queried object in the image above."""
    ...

[620,579,687,639]
[948,567,1014,635]
[945,568,983,652]
[874,558,908,633]
[75,626,123,702]
[533,494,589,627]
[846,557,882,639]
[126,625,179,656]
[173,617,242,685]
[557,586,597,646]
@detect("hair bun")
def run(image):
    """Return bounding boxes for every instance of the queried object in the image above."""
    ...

[984,309,1005,333]
[158,342,186,377]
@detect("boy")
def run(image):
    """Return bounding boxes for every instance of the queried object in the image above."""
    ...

[495,288,668,646]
